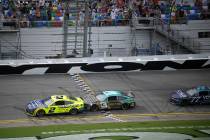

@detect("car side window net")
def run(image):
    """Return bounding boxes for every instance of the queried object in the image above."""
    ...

[55,101,65,106]
[64,101,73,105]
[108,96,117,101]
[69,96,77,101]
[199,91,208,96]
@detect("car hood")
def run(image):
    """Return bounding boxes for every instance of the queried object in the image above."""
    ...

[26,99,46,110]
[171,90,188,99]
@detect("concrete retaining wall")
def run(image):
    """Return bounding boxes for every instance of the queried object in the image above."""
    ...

[0,26,167,58]
[0,54,209,75]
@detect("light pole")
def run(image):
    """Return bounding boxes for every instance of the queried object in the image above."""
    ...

[0,41,2,59]
[74,0,79,52]
[0,0,3,29]
[167,0,176,54]
[83,0,89,57]
[62,0,70,58]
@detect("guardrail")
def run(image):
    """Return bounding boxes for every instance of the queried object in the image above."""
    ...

[0,54,209,75]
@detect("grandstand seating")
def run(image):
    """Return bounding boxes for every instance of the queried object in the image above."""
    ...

[0,0,131,27]
[1,0,209,28]
[0,0,210,59]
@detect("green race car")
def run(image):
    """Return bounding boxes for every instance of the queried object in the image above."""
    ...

[26,95,84,117]
[83,90,136,111]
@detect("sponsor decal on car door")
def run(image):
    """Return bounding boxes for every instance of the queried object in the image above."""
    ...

[199,91,210,104]
[49,101,67,113]
[100,102,108,109]
[108,96,121,109]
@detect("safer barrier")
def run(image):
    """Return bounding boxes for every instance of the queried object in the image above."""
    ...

[0,54,209,75]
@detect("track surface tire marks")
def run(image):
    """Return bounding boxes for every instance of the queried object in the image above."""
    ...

[81,69,210,115]
[0,69,210,125]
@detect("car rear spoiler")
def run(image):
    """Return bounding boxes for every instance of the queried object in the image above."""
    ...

[126,91,135,98]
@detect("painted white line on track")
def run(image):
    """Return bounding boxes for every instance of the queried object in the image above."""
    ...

[40,126,210,135]
[105,114,126,122]
[2,131,210,140]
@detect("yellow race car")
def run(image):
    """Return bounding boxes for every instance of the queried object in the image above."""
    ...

[25,95,84,117]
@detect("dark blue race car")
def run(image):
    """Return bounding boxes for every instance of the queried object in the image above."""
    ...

[170,86,210,106]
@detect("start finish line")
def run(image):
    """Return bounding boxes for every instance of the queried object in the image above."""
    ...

[0,54,210,75]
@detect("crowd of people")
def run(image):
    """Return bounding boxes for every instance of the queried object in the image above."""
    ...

[90,0,132,26]
[0,0,132,27]
[0,0,210,28]
[132,0,210,23]
[1,0,66,27]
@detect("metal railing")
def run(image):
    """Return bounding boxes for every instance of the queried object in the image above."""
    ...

[154,17,201,54]
[131,17,155,29]
[0,19,131,29]
[0,19,20,30]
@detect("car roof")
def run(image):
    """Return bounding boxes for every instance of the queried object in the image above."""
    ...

[51,95,69,101]
[196,85,210,91]
[102,91,123,97]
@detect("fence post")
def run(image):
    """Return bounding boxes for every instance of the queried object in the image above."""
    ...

[0,40,1,59]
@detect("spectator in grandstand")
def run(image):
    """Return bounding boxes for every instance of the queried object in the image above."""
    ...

[131,0,210,23]
[195,0,203,11]
[111,9,117,25]
[116,9,123,25]
[1,0,133,27]
[2,0,209,28]
[79,10,85,26]
[91,9,97,26]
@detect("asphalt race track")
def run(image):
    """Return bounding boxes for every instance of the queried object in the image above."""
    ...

[0,69,210,127]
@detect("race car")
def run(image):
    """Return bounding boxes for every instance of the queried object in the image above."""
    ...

[83,90,136,111]
[170,85,210,106]
[25,95,85,117]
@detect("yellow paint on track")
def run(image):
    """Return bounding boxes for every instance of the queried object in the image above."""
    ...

[115,112,210,118]
[0,112,210,125]
[0,115,104,124]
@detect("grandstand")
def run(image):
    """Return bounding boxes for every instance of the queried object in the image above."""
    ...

[0,0,210,59]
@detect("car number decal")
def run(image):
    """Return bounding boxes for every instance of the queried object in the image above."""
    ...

[203,96,210,100]
[49,107,56,113]
[191,97,201,103]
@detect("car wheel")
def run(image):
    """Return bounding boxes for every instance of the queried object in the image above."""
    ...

[36,110,45,117]
[130,102,136,108]
[90,104,99,112]
[70,108,78,115]
[122,103,129,110]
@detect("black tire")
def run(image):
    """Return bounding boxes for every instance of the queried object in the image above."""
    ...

[130,102,136,108]
[36,110,45,117]
[90,104,99,112]
[70,108,78,115]
[122,103,129,110]
[84,104,91,111]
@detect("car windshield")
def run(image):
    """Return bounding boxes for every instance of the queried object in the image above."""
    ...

[69,96,77,101]
[42,97,54,106]
[186,88,197,96]
[96,94,106,101]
